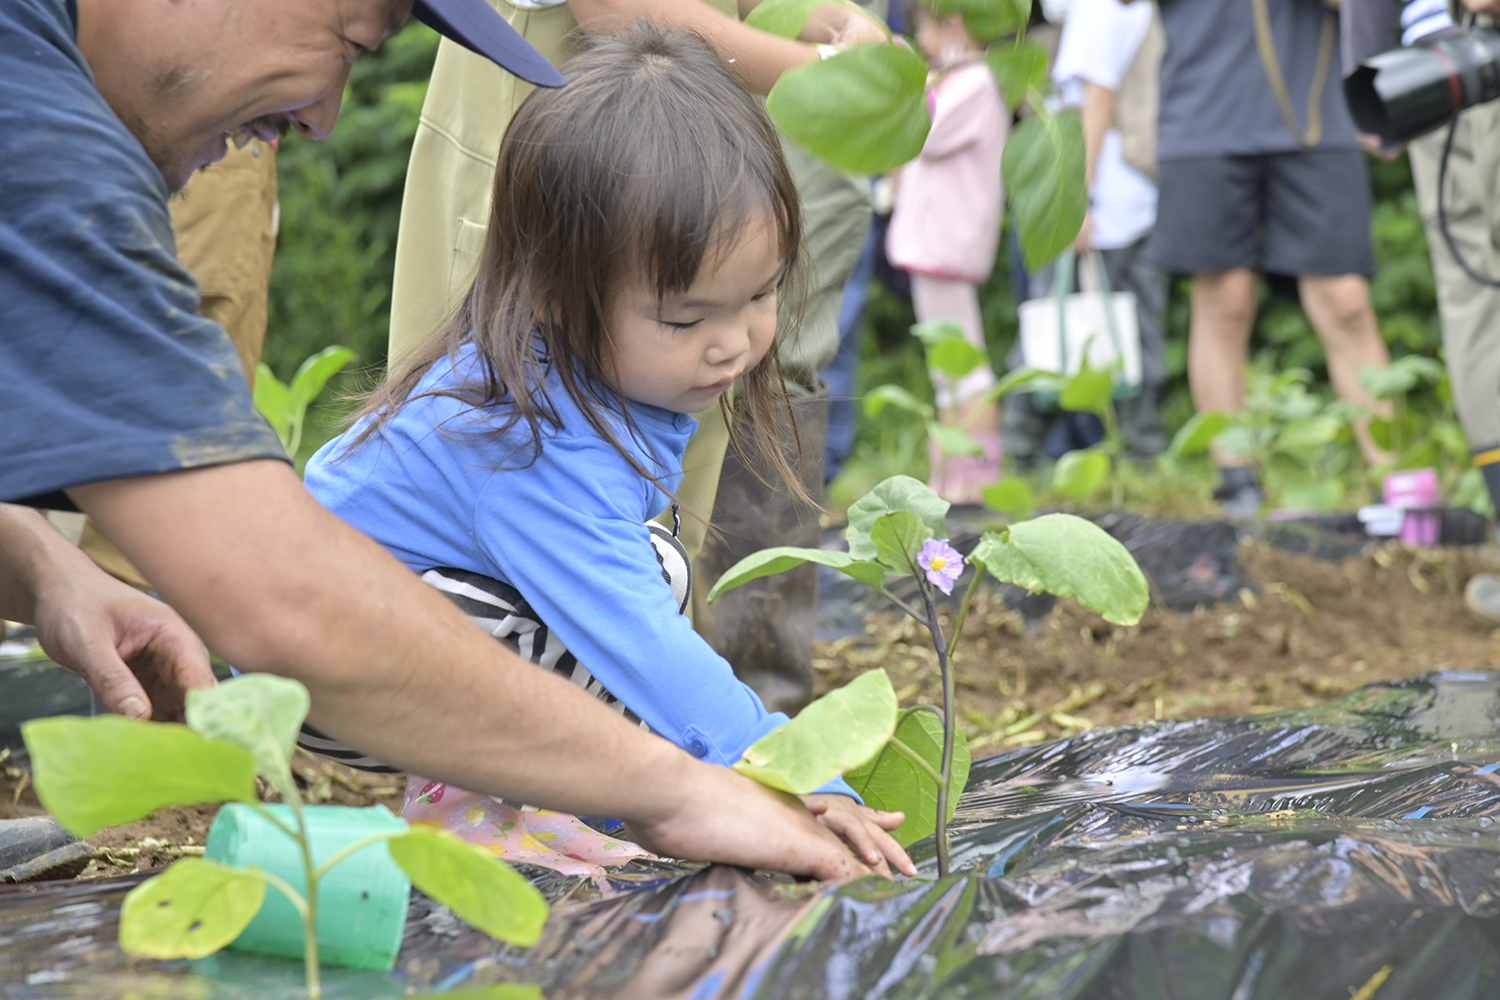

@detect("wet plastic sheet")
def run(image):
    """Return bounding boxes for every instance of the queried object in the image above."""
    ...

[8,670,1500,998]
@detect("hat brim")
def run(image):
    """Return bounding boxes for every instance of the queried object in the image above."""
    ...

[412,0,567,88]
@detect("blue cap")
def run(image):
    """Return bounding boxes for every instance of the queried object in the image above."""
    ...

[412,0,567,88]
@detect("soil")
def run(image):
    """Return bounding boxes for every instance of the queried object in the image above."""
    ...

[811,539,1500,756]
[0,747,402,879]
[3,538,1497,882]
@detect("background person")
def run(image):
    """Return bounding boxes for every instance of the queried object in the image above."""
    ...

[0,0,870,880]
[1145,0,1394,517]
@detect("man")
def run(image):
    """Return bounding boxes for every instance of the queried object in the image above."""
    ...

[1146,0,1393,517]
[0,0,875,878]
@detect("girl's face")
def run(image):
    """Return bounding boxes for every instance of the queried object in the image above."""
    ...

[604,218,784,414]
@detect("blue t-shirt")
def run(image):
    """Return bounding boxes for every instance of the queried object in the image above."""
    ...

[304,346,857,799]
[0,0,284,508]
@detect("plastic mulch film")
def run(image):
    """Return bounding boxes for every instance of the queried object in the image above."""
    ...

[7,669,1500,998]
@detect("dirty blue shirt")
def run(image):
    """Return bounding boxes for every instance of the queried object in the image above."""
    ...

[0,0,284,508]
[304,346,858,798]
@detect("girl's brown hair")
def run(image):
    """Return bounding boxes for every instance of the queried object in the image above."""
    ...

[350,23,812,507]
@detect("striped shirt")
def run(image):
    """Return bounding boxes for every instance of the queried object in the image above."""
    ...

[1402,0,1454,45]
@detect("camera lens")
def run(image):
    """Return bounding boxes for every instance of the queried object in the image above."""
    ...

[1346,29,1500,146]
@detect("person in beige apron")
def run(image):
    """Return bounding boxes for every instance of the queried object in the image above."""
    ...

[389,0,887,713]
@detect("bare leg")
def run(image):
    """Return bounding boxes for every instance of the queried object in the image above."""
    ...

[1188,269,1258,467]
[1297,274,1393,465]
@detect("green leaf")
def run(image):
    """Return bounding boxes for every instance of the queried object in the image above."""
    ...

[1360,355,1444,399]
[928,338,989,380]
[1279,480,1343,511]
[1059,363,1113,416]
[930,0,1024,42]
[1169,411,1232,457]
[864,383,934,419]
[985,366,1064,401]
[734,670,899,794]
[929,423,985,457]
[388,827,548,947]
[1051,448,1110,498]
[844,708,970,847]
[744,0,833,38]
[981,478,1035,518]
[973,515,1149,625]
[24,716,257,837]
[287,345,356,417]
[186,674,311,801]
[706,547,886,603]
[910,319,967,347]
[847,476,950,561]
[870,511,929,572]
[1276,415,1342,451]
[252,363,292,447]
[119,858,266,960]
[985,38,1048,112]
[1002,108,1087,269]
[767,44,931,174]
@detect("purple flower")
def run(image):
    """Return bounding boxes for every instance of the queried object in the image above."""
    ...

[918,538,964,595]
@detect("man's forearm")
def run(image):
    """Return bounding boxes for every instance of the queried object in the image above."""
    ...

[71,460,705,820]
[1080,81,1116,192]
[0,503,86,623]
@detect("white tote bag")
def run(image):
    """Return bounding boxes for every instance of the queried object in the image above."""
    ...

[1017,250,1143,392]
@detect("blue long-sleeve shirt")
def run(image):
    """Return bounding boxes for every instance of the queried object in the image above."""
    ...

[305,345,856,798]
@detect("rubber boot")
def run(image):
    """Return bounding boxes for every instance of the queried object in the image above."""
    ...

[692,385,829,716]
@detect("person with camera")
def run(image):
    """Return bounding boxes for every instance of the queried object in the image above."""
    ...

[1345,0,1500,625]
[1140,0,1394,518]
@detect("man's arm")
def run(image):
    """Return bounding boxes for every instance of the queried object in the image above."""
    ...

[569,0,886,94]
[0,503,215,721]
[71,460,866,878]
[1074,81,1117,251]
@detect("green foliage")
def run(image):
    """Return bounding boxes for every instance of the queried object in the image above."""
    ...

[254,345,356,461]
[1051,448,1110,498]
[986,38,1048,112]
[847,475,951,560]
[1169,412,1232,458]
[386,827,548,947]
[1002,109,1088,269]
[745,0,858,38]
[981,478,1036,518]
[24,715,257,837]
[120,859,267,960]
[733,670,900,794]
[706,546,887,602]
[186,673,310,803]
[767,45,932,174]
[972,514,1150,625]
[846,709,971,847]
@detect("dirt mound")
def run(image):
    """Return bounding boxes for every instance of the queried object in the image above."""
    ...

[814,539,1500,755]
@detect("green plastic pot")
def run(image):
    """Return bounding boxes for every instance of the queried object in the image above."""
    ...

[205,803,410,971]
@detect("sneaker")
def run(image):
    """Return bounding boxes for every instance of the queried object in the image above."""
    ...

[1464,572,1500,628]
[1213,466,1264,520]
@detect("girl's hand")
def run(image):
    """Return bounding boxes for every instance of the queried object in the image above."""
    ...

[800,793,917,877]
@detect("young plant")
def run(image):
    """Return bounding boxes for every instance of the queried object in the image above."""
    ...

[23,674,545,1000]
[743,0,1086,268]
[253,345,356,459]
[708,475,1148,876]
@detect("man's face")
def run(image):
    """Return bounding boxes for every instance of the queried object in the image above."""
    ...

[82,0,412,191]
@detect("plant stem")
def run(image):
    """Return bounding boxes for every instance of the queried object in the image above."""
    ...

[287,796,322,1000]
[921,583,955,879]
[878,587,927,625]
[886,735,944,787]
[311,830,400,882]
[944,565,986,664]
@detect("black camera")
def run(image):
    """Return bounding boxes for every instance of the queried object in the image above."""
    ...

[1346,29,1500,146]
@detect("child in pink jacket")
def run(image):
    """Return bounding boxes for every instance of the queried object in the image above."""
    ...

[887,2,1007,503]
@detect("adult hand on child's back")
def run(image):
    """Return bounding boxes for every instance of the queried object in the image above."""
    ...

[802,793,917,878]
[623,762,881,880]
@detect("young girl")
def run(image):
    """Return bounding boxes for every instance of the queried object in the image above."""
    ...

[303,26,913,879]
[886,0,1008,504]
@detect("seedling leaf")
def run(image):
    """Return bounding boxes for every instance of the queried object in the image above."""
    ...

[767,45,931,174]
[388,827,548,947]
[1052,448,1110,498]
[288,346,356,417]
[24,715,257,837]
[1169,411,1231,457]
[253,364,292,446]
[186,674,310,799]
[119,859,266,960]
[847,476,950,561]
[928,338,988,380]
[974,515,1149,625]
[733,670,899,794]
[707,547,886,603]
[910,319,967,347]
[870,511,929,572]
[864,383,934,419]
[1059,363,1113,417]
[986,367,1063,402]
[986,38,1048,111]
[844,709,970,847]
[1002,109,1087,269]
[929,424,985,457]
[981,478,1035,519]
[743,0,830,37]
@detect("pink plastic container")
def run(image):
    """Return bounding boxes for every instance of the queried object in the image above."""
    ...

[1383,468,1441,547]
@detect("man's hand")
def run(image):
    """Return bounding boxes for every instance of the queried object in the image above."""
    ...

[800,3,888,48]
[33,568,214,722]
[802,793,916,877]
[0,503,214,721]
[1463,0,1500,13]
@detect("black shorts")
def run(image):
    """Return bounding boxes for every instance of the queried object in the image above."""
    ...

[1146,149,1375,278]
